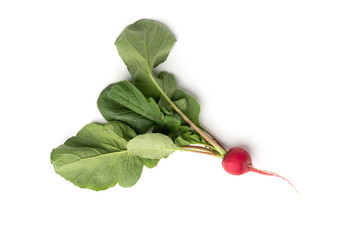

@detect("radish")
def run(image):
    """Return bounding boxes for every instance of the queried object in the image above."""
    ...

[51,19,300,193]
[222,147,300,195]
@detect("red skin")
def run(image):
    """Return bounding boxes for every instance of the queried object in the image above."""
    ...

[222,147,253,175]
[222,147,300,195]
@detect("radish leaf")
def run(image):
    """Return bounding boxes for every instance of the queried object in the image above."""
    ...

[51,122,150,190]
[141,158,160,169]
[164,114,181,132]
[108,81,165,126]
[115,19,176,99]
[157,72,177,98]
[175,131,206,147]
[97,84,154,134]
[127,133,180,159]
[172,90,201,126]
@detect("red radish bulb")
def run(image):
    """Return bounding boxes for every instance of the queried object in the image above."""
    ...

[222,147,300,195]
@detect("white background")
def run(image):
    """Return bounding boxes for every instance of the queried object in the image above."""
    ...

[1,0,359,239]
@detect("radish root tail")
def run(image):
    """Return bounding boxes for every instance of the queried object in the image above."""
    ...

[248,165,301,196]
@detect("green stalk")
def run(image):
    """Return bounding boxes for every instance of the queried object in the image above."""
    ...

[142,38,226,156]
[147,72,226,155]
[181,145,217,154]
[179,146,223,158]
[200,126,226,150]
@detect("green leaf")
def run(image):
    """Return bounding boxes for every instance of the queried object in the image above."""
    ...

[179,125,190,133]
[173,98,187,112]
[175,131,206,147]
[141,158,160,169]
[158,72,177,113]
[157,72,178,110]
[157,89,200,126]
[51,122,148,190]
[108,81,164,126]
[115,19,176,98]
[157,72,177,98]
[159,105,173,115]
[172,89,201,125]
[127,133,180,159]
[158,98,187,116]
[97,84,153,134]
[164,114,181,132]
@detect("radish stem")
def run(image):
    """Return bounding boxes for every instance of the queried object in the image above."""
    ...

[200,126,226,150]
[146,70,226,155]
[179,146,223,158]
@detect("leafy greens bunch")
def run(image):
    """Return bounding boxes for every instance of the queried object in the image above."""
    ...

[51,19,227,191]
[51,19,298,194]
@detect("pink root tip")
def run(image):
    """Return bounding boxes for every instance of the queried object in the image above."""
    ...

[248,165,301,196]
